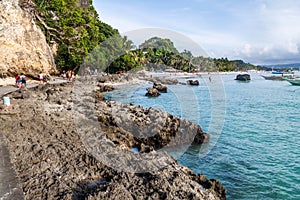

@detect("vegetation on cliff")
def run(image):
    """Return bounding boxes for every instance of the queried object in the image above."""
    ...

[31,0,118,71]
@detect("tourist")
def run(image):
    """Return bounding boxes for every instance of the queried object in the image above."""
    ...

[20,73,26,88]
[39,72,44,84]
[15,74,20,88]
[67,70,72,81]
[71,70,75,81]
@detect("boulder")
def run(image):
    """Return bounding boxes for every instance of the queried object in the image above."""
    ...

[145,88,160,97]
[153,82,167,93]
[98,84,114,92]
[187,80,199,85]
[235,74,251,81]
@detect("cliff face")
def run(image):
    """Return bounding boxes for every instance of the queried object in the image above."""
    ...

[0,0,56,77]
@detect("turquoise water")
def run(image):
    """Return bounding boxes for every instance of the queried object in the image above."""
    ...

[106,73,300,200]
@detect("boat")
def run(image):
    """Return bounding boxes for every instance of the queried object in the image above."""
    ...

[272,71,283,74]
[261,74,294,81]
[261,75,284,81]
[286,78,300,86]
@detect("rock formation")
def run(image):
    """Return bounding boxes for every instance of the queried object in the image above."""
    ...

[146,88,160,97]
[153,82,167,92]
[0,0,57,77]
[0,81,226,199]
[187,80,199,85]
[235,74,251,81]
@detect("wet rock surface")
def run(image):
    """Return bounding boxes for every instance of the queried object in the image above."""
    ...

[235,74,251,81]
[187,80,200,85]
[145,88,160,97]
[153,82,167,93]
[0,81,226,200]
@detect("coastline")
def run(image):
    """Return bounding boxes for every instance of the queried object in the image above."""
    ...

[0,75,226,199]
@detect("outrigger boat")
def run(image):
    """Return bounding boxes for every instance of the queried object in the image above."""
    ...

[286,78,300,86]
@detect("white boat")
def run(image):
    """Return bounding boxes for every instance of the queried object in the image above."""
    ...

[286,78,300,86]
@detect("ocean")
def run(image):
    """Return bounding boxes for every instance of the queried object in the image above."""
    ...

[106,72,300,200]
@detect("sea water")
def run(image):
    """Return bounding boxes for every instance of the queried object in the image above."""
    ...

[106,73,300,200]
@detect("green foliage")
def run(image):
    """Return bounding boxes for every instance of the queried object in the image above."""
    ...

[32,1,263,73]
[139,37,179,54]
[32,0,118,71]
[82,34,136,73]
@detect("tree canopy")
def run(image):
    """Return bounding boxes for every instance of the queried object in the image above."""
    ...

[30,0,264,73]
[32,0,118,71]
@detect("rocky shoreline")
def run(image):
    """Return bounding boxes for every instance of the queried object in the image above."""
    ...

[0,75,226,199]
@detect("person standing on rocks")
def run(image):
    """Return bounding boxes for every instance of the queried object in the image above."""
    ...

[71,70,75,81]
[20,73,26,88]
[67,70,72,81]
[39,72,44,84]
[15,74,21,88]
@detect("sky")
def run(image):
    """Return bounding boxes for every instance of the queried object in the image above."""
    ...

[94,0,300,65]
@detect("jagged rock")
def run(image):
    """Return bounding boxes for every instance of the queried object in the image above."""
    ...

[97,84,114,92]
[0,82,226,200]
[153,82,167,93]
[0,0,57,77]
[187,80,199,85]
[235,74,251,81]
[146,88,160,97]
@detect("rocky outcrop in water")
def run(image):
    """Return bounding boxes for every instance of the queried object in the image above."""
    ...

[0,82,226,199]
[235,74,251,81]
[187,80,200,85]
[0,0,57,77]
[153,82,167,92]
[146,88,160,97]
[96,101,209,152]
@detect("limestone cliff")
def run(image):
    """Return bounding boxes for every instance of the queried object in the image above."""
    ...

[0,0,56,77]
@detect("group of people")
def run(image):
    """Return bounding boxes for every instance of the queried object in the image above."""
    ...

[62,70,76,81]
[15,73,26,88]
[15,72,46,88]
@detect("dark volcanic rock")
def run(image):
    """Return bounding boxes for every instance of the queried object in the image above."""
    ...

[146,88,160,97]
[153,82,167,93]
[235,74,251,81]
[187,80,200,85]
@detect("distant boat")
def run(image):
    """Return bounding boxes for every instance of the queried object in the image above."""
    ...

[272,71,283,74]
[286,78,300,86]
[263,69,295,80]
[261,75,284,81]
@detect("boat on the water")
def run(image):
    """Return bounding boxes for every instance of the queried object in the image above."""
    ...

[286,78,300,86]
[261,74,294,80]
[261,75,285,81]
[272,71,283,74]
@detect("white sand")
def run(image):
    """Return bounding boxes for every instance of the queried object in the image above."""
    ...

[0,78,15,86]
[0,77,40,87]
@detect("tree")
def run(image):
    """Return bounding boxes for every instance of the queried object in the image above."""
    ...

[31,0,118,71]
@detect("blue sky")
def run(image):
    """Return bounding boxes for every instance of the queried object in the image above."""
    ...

[94,0,300,65]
